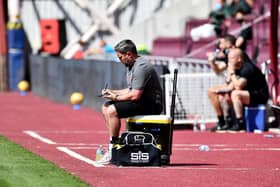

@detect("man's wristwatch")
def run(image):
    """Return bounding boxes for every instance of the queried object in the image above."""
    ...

[226,79,231,84]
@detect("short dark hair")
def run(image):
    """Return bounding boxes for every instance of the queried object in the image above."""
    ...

[114,39,138,55]
[222,34,236,45]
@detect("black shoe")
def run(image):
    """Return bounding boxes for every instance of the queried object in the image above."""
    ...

[220,118,234,130]
[210,125,222,132]
[227,124,245,132]
[210,121,225,132]
[220,123,231,130]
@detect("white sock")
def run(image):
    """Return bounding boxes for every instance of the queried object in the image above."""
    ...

[108,143,113,152]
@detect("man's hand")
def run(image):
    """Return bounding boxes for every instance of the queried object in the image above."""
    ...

[206,52,215,62]
[101,88,109,96]
[102,89,119,101]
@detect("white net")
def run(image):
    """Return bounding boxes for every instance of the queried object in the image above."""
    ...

[164,73,225,124]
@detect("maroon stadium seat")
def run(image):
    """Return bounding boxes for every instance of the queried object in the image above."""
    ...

[152,36,191,57]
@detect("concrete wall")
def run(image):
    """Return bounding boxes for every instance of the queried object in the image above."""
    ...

[29,55,168,111]
[20,0,213,52]
[107,0,213,50]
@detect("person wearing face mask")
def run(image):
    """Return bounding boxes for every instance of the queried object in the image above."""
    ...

[190,0,231,41]
[234,8,253,51]
[209,0,240,36]
[98,39,163,164]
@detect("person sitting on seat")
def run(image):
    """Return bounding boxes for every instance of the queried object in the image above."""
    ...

[98,39,163,164]
[217,48,269,131]
[207,34,236,131]
[207,34,236,74]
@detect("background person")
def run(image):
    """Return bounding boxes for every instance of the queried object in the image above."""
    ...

[207,34,236,131]
[85,39,115,55]
[234,8,253,52]
[207,34,236,74]
[98,39,163,164]
[217,48,269,131]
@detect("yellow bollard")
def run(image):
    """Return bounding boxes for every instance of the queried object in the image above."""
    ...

[70,92,84,110]
[17,80,29,96]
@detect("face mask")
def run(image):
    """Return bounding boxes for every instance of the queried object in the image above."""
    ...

[214,3,222,11]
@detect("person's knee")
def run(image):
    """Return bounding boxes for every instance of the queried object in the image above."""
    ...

[107,105,118,117]
[102,104,108,115]
[231,90,242,102]
[208,87,216,97]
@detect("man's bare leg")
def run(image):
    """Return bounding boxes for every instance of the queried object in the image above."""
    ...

[229,90,250,131]
[102,104,110,130]
[208,85,226,115]
[219,94,232,117]
[105,104,121,138]
[231,90,250,118]
[98,104,121,164]
[208,84,228,131]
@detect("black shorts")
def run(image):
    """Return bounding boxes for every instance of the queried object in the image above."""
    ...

[106,100,162,118]
[249,87,269,106]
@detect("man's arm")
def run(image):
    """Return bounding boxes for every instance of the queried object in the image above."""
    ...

[227,59,247,90]
[210,61,227,74]
[235,36,245,49]
[229,72,247,90]
[110,88,130,95]
[103,89,143,101]
[207,52,227,74]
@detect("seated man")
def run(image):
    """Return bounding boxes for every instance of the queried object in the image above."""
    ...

[217,48,269,131]
[98,39,163,164]
[207,34,236,131]
[207,34,236,74]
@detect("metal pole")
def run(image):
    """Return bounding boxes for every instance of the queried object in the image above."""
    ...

[0,0,7,55]
[0,0,8,91]
[269,0,279,104]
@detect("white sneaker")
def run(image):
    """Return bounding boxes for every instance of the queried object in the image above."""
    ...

[96,151,111,165]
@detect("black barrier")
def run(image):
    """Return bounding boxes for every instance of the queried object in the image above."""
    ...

[47,57,65,102]
[29,55,168,111]
[153,65,170,114]
[30,55,48,97]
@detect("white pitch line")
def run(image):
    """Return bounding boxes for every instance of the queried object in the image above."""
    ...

[57,146,104,167]
[57,143,107,146]
[23,130,56,144]
[26,130,108,134]
[69,147,98,150]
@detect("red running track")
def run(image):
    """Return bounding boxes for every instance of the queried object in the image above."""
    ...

[0,92,280,187]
